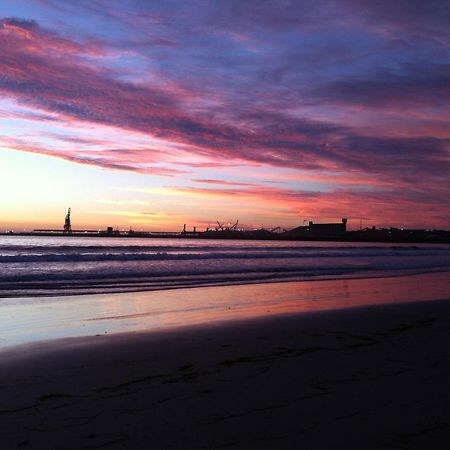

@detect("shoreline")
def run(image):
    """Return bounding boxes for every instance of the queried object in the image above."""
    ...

[2,266,449,299]
[1,296,450,449]
[1,271,449,350]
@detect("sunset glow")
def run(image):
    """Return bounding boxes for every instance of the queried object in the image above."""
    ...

[1,1,449,231]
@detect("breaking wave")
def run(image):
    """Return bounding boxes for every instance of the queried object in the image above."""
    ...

[0,236,449,297]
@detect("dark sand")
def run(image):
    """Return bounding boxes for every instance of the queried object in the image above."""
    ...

[1,276,450,449]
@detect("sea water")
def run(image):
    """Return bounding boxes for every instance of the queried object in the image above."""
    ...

[1,236,449,297]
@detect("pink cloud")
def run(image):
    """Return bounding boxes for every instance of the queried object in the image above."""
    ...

[167,185,450,229]
[0,18,105,57]
[0,135,188,176]
[191,179,258,187]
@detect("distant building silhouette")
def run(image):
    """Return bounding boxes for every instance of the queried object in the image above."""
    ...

[286,218,347,239]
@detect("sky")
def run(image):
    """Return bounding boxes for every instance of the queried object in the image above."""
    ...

[0,0,449,231]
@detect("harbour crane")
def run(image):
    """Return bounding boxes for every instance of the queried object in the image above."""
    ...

[63,208,72,234]
[216,220,239,231]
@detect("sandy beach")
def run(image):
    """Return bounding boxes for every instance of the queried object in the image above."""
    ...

[1,273,450,449]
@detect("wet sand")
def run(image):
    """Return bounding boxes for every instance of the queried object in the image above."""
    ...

[1,271,449,348]
[1,273,450,449]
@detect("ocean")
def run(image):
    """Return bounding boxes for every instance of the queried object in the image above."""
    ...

[1,236,449,298]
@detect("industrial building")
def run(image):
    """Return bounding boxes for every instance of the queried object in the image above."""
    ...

[286,218,348,239]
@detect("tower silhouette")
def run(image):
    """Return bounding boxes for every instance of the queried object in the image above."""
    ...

[63,208,72,234]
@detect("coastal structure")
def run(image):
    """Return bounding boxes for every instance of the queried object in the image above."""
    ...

[63,208,72,234]
[284,218,348,239]
[5,209,448,243]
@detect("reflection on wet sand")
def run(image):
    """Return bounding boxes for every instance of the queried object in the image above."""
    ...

[1,271,448,348]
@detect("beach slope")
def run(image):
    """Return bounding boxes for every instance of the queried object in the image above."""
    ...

[1,293,450,449]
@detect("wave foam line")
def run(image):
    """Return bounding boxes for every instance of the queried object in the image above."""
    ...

[1,249,449,263]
